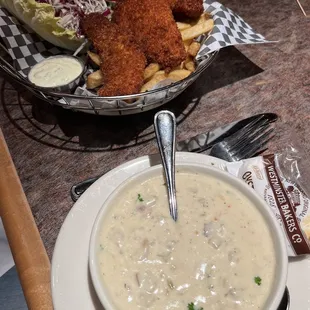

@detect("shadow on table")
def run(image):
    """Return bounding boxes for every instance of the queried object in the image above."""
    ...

[87,268,104,310]
[1,46,263,152]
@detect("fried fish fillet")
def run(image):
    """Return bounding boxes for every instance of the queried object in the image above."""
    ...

[113,0,187,70]
[172,0,204,19]
[167,0,178,7]
[82,13,146,96]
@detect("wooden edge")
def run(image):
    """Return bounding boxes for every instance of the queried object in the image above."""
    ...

[0,129,53,310]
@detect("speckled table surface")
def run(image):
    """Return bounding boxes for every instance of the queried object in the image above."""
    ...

[0,0,310,259]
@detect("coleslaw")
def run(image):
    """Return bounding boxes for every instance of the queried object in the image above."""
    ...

[37,0,112,36]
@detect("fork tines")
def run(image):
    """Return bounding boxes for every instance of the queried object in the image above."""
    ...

[226,115,275,159]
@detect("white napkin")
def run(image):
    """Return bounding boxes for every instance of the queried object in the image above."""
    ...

[0,218,14,277]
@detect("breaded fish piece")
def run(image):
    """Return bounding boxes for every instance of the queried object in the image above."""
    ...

[113,0,186,70]
[82,13,146,96]
[167,0,178,7]
[172,0,204,19]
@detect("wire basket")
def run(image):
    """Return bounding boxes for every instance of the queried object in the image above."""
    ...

[0,45,218,116]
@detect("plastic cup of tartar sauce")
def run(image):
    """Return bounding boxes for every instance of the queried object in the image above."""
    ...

[28,55,85,93]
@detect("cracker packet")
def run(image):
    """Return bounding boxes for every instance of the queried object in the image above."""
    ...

[226,144,310,256]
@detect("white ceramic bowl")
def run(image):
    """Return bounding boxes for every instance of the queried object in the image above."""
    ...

[89,163,288,310]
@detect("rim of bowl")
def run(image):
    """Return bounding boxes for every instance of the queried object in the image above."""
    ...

[27,55,85,90]
[89,163,288,310]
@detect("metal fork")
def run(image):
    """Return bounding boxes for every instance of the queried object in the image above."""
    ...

[207,115,274,161]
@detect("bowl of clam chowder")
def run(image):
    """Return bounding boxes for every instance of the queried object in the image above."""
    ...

[89,163,288,310]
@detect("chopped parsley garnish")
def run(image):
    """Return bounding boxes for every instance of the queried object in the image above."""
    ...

[188,303,203,310]
[137,193,144,202]
[254,276,262,286]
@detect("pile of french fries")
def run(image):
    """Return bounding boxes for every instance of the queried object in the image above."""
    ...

[86,13,214,94]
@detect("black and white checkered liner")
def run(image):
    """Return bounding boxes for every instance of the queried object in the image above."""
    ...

[0,8,63,77]
[197,1,269,59]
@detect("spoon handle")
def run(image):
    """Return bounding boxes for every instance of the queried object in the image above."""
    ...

[154,111,178,221]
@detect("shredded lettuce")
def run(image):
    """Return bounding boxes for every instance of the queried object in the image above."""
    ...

[0,0,112,51]
[36,0,111,35]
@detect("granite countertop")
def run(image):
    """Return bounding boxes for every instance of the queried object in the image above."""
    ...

[0,0,310,259]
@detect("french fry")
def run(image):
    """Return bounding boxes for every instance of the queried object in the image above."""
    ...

[188,41,201,57]
[174,61,185,70]
[185,60,196,72]
[153,70,167,78]
[176,21,192,31]
[196,13,211,24]
[144,63,161,81]
[184,55,192,64]
[86,70,104,89]
[181,19,214,41]
[140,74,167,93]
[183,39,193,52]
[87,51,101,66]
[204,12,212,20]
[184,56,196,71]
[168,69,191,82]
[124,99,136,104]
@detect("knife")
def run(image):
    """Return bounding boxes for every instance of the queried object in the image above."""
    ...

[70,113,277,201]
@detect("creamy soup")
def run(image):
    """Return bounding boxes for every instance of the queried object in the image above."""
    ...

[96,170,276,310]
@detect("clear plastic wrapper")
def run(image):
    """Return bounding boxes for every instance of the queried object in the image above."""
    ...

[226,142,310,256]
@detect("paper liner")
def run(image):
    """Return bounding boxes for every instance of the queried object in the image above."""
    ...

[197,1,268,59]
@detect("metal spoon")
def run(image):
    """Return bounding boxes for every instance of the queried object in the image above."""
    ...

[154,110,178,221]
[278,287,290,310]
